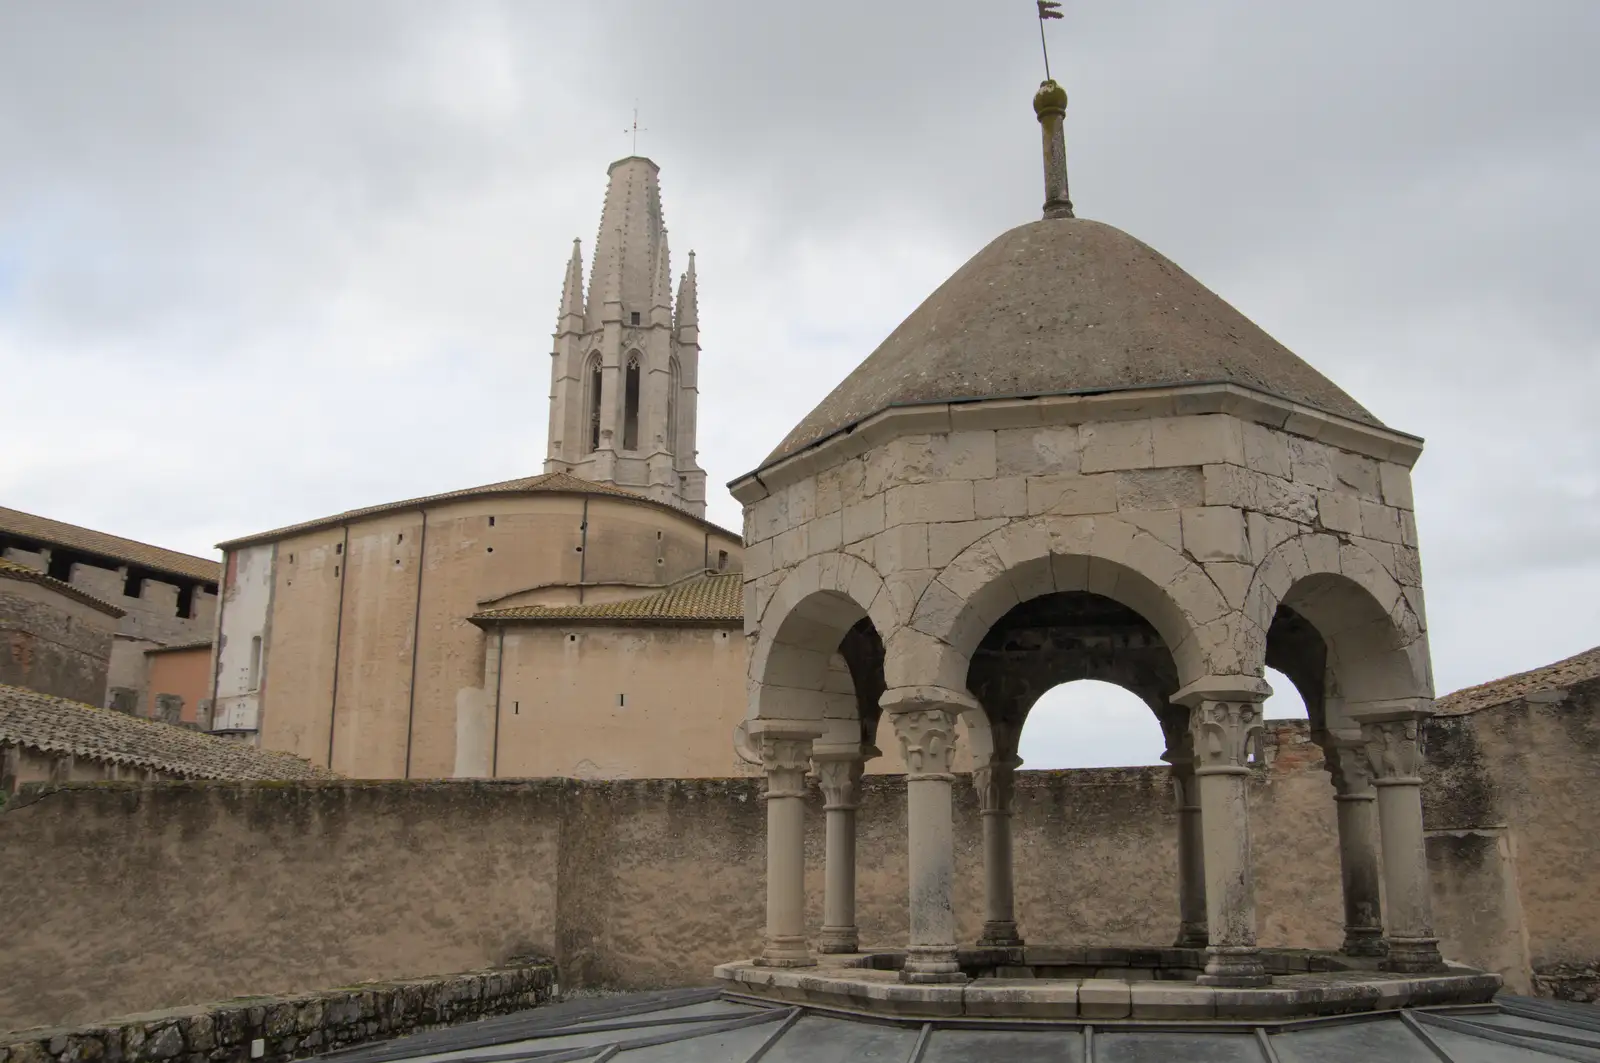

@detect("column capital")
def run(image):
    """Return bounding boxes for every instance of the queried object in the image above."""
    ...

[890,707,961,780]
[811,749,871,810]
[1360,717,1425,786]
[972,753,1023,814]
[1187,700,1264,776]
[1315,731,1377,798]
[758,730,818,800]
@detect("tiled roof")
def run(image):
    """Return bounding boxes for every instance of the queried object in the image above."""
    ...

[472,571,743,626]
[0,557,126,618]
[0,683,336,781]
[217,471,737,548]
[0,505,221,584]
[144,639,214,655]
[1436,645,1600,716]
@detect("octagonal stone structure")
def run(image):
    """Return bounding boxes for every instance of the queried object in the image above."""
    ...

[724,86,1477,1015]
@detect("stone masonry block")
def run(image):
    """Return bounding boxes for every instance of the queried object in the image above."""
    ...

[1204,464,1317,524]
[885,481,976,525]
[909,578,968,641]
[1288,436,1335,489]
[837,459,869,508]
[1248,511,1299,563]
[1080,419,1154,473]
[1333,451,1382,500]
[1242,422,1292,478]
[1118,509,1182,550]
[1181,507,1249,562]
[1359,500,1404,545]
[876,523,930,572]
[815,467,843,516]
[1150,415,1244,468]
[996,426,1080,477]
[809,512,843,555]
[1114,468,1204,511]
[1400,510,1418,547]
[749,492,788,543]
[908,431,997,482]
[1317,491,1361,534]
[884,569,936,628]
[1379,462,1415,510]
[1078,979,1132,1019]
[743,539,774,581]
[974,476,1027,518]
[1027,474,1118,516]
[773,525,809,568]
[928,519,1007,568]
[1205,561,1253,610]
[1302,532,1342,576]
[1125,531,1189,588]
[784,479,816,526]
[842,495,886,545]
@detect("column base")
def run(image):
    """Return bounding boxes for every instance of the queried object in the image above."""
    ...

[1173,923,1210,949]
[978,921,1024,948]
[1341,926,1389,957]
[1196,946,1272,987]
[757,935,816,969]
[1383,936,1446,973]
[900,945,967,984]
[817,926,860,954]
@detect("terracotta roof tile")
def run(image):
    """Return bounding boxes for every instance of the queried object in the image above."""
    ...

[218,471,736,548]
[0,683,336,781]
[472,571,742,625]
[0,557,126,618]
[0,506,220,584]
[1435,645,1600,715]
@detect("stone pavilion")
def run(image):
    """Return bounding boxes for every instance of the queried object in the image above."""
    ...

[716,78,1501,1021]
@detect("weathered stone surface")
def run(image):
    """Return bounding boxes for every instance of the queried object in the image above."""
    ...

[1081,420,1153,473]
[1115,468,1205,511]
[1026,474,1118,516]
[996,427,1079,477]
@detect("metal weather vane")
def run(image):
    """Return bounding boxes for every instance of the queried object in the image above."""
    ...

[1037,0,1064,81]
[624,103,648,155]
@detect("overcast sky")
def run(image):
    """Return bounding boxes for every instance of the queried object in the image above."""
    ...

[2,2,1595,768]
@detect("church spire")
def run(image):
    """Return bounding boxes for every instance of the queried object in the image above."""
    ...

[557,238,585,332]
[1034,79,1074,220]
[586,156,665,327]
[675,251,698,342]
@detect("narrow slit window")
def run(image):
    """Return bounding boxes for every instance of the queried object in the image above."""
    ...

[248,635,263,692]
[586,354,603,453]
[717,550,729,571]
[622,353,641,451]
[666,357,680,452]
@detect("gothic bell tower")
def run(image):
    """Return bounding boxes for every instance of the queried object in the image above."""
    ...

[544,157,707,517]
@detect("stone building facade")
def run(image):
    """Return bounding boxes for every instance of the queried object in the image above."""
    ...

[0,506,219,714]
[208,157,744,780]
[0,558,124,703]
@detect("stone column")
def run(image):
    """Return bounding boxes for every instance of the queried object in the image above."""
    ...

[812,747,870,954]
[1176,676,1271,987]
[973,752,1024,948]
[1322,735,1387,957]
[756,729,817,968]
[1361,715,1446,973]
[885,687,972,984]
[1161,718,1209,949]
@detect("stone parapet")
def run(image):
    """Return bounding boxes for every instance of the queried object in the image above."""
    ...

[0,964,556,1063]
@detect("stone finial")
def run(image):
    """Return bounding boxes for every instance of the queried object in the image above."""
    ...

[1033,79,1075,220]
[674,251,698,340]
[557,238,585,329]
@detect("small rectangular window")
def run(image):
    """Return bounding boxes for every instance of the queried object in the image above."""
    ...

[489,516,496,527]
[717,550,729,571]
[630,311,641,325]
[248,635,263,692]
[619,693,626,707]
[335,542,343,555]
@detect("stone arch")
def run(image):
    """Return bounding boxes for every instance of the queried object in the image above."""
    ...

[748,553,896,741]
[906,514,1223,693]
[1250,533,1430,728]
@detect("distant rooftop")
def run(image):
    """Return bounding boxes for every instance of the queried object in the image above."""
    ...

[0,683,335,782]
[471,571,741,627]
[0,505,220,584]
[0,557,126,618]
[1435,644,1600,716]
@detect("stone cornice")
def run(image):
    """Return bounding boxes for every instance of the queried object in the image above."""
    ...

[730,382,1425,503]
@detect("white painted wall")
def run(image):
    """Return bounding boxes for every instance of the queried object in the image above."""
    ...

[212,543,274,733]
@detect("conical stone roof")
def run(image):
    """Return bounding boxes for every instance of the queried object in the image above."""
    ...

[765,217,1381,467]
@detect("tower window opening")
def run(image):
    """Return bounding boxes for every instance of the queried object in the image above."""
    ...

[623,353,641,451]
[717,550,729,571]
[586,354,603,453]
[666,357,681,452]
[175,582,195,619]
[122,571,143,598]
[630,311,641,325]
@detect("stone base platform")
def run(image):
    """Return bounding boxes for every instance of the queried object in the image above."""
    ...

[713,945,1501,1022]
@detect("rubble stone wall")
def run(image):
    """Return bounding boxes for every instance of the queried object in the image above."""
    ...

[0,965,555,1063]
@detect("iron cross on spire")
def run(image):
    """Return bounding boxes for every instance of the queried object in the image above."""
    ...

[624,103,648,155]
[1037,0,1064,81]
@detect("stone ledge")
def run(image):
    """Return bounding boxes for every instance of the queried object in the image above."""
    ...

[713,952,1500,1023]
[0,963,557,1063]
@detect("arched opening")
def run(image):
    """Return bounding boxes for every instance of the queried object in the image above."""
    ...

[584,353,602,454]
[622,352,642,451]
[666,356,680,454]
